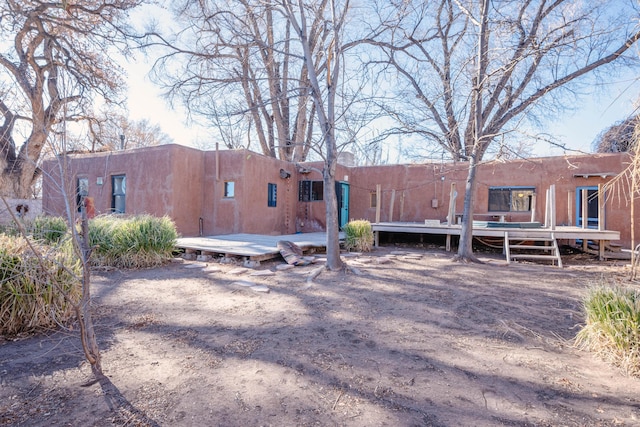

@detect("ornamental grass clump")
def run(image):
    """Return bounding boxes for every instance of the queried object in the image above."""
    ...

[89,214,178,269]
[0,233,81,336]
[576,284,640,377]
[343,220,374,252]
[31,215,68,245]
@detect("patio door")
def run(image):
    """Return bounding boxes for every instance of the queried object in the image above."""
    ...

[336,182,350,229]
[576,186,601,228]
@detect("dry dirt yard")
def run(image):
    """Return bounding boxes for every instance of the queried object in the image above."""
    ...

[1,246,639,426]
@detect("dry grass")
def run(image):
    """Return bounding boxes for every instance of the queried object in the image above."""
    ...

[88,214,178,269]
[576,283,640,377]
[343,220,374,252]
[0,233,81,336]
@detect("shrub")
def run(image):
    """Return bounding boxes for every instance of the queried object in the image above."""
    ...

[89,214,179,268]
[31,216,69,245]
[0,223,19,237]
[576,284,640,377]
[343,220,374,252]
[0,233,81,336]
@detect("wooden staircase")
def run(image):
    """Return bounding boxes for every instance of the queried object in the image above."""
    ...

[504,232,563,267]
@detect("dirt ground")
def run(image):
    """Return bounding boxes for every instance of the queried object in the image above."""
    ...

[1,245,639,426]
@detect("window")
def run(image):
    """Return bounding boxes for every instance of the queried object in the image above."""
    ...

[111,175,126,213]
[488,187,534,212]
[224,181,235,198]
[370,192,377,208]
[76,177,89,212]
[298,180,323,201]
[268,183,277,207]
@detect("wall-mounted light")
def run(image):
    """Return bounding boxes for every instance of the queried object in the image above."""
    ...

[96,177,103,185]
[279,169,291,179]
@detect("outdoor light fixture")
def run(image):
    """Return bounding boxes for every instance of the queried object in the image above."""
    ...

[279,169,291,179]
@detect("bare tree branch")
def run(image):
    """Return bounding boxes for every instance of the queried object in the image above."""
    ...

[0,0,142,198]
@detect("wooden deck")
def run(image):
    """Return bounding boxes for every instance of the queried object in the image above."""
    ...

[372,222,621,260]
[176,232,337,261]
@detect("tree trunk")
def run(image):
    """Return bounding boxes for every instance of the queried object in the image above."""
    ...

[324,132,342,270]
[454,0,488,263]
[0,132,46,198]
[76,207,103,378]
[455,154,481,263]
[281,0,343,270]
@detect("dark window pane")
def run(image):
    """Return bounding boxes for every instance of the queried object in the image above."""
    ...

[311,181,323,201]
[268,183,277,207]
[299,180,323,202]
[488,189,510,211]
[298,181,310,201]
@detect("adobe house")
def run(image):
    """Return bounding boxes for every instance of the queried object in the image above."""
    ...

[348,153,630,227]
[41,144,638,250]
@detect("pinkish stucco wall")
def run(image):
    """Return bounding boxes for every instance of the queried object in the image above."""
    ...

[201,149,298,235]
[42,144,204,235]
[42,146,638,249]
[346,153,635,247]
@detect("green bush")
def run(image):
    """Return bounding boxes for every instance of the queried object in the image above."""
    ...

[343,219,374,252]
[0,234,81,336]
[576,284,640,377]
[89,214,179,268]
[0,223,19,237]
[31,216,69,245]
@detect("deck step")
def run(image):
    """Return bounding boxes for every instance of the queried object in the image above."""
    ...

[509,244,554,250]
[504,232,563,268]
[510,254,559,260]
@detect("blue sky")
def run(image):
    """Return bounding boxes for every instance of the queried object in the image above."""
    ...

[540,75,639,157]
[126,63,639,160]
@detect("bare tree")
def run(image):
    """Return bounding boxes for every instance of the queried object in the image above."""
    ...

[148,0,330,162]
[58,110,174,153]
[149,0,379,268]
[2,119,160,422]
[0,0,143,198]
[86,112,174,151]
[370,0,640,261]
[274,0,351,270]
[593,114,639,153]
